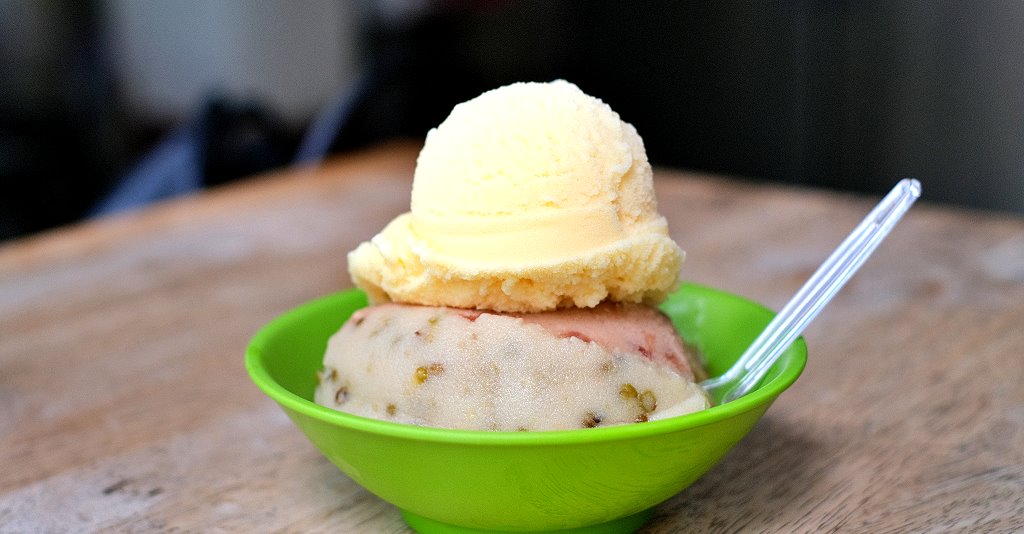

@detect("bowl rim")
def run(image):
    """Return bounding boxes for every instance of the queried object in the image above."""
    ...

[245,283,807,446]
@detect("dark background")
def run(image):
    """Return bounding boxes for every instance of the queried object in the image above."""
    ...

[3,1,1022,241]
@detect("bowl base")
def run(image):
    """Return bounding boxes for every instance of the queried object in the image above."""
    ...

[399,508,653,534]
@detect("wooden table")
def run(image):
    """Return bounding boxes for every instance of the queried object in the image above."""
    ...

[2,142,1022,532]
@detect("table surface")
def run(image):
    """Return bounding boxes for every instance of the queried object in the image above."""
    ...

[2,142,1022,533]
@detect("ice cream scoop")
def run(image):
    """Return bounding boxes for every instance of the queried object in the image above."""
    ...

[324,81,703,432]
[348,80,684,313]
[315,302,709,431]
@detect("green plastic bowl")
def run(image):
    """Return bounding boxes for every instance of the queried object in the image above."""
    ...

[245,283,806,533]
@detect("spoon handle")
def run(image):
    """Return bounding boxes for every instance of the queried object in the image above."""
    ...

[703,179,922,404]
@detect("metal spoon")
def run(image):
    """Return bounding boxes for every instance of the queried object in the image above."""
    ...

[701,178,922,404]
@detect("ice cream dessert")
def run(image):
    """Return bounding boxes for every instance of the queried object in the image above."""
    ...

[348,79,682,313]
[316,80,710,430]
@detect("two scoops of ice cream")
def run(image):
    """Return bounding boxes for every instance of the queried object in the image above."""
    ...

[314,80,710,431]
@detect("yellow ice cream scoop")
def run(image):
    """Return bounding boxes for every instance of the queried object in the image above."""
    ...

[348,80,684,312]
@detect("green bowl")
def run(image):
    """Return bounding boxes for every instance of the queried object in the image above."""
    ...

[245,283,806,533]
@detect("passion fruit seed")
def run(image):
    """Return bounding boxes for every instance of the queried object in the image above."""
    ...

[415,329,436,342]
[386,404,396,416]
[317,368,339,385]
[619,383,638,399]
[369,316,392,337]
[639,390,657,413]
[335,386,348,404]
[414,363,445,384]
[414,316,442,341]
[583,412,603,428]
[635,413,649,423]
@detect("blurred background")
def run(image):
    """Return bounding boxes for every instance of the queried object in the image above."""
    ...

[2,0,1022,241]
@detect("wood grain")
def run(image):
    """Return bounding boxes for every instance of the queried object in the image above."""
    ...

[1,141,1022,532]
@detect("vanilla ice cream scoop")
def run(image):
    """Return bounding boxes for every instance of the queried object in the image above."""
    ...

[349,80,684,312]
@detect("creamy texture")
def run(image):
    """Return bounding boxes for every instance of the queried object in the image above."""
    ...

[348,80,684,312]
[459,303,707,382]
[315,303,710,431]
